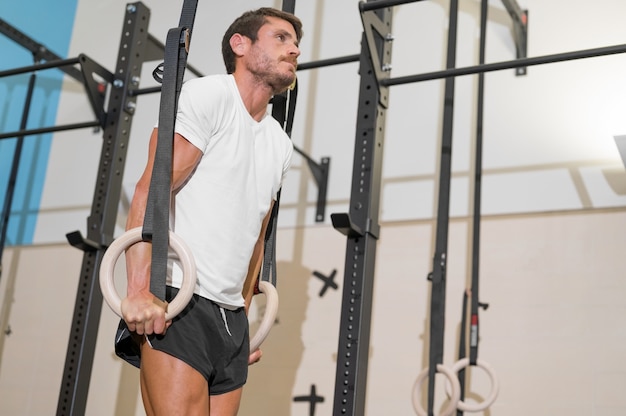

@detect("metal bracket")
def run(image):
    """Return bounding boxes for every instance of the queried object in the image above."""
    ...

[359,3,395,107]
[331,212,381,240]
[144,33,204,78]
[331,213,363,239]
[294,146,330,223]
[77,54,114,127]
[65,230,101,252]
[0,19,115,127]
[0,55,107,139]
[501,0,529,75]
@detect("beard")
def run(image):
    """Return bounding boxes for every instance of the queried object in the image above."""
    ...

[269,68,296,94]
[247,48,296,94]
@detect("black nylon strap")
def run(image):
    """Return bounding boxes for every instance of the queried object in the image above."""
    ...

[260,0,298,287]
[281,0,296,14]
[456,291,470,415]
[142,0,198,301]
[261,0,298,287]
[261,190,281,286]
[261,83,298,287]
[427,0,459,413]
[468,0,489,369]
[456,3,488,414]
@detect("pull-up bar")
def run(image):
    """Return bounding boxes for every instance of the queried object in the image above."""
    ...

[297,54,360,71]
[0,18,84,82]
[382,42,626,86]
[359,0,426,12]
[0,57,81,78]
[0,52,116,139]
[0,121,101,141]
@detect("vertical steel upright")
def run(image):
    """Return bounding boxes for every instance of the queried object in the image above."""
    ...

[56,3,151,415]
[330,2,393,414]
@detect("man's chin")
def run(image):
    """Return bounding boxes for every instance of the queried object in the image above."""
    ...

[285,73,297,90]
[272,75,297,94]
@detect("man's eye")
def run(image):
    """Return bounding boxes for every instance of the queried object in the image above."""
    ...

[277,34,285,41]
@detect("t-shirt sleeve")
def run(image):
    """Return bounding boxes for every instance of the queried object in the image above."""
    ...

[282,139,293,184]
[273,136,293,200]
[174,78,222,153]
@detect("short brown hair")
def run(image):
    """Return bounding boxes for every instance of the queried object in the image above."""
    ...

[221,8,303,74]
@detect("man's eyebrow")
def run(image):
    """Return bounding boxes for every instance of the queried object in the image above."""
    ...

[275,28,298,44]
[276,29,292,37]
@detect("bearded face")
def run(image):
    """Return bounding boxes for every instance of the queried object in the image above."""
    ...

[246,42,297,94]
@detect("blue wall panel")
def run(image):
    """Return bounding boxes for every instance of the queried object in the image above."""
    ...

[0,0,78,245]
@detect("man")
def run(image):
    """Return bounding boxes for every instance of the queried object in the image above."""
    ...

[117,8,302,415]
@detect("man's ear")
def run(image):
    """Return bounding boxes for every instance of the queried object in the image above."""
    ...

[229,33,248,57]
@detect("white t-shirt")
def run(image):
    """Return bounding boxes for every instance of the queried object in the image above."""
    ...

[167,74,293,309]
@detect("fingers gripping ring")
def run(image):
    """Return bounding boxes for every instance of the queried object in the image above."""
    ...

[99,226,197,321]
[412,364,461,416]
[249,281,279,352]
[450,358,499,412]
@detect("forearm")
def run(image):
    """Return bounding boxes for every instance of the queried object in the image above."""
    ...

[122,130,202,298]
[124,179,153,296]
[243,238,264,315]
[243,201,274,314]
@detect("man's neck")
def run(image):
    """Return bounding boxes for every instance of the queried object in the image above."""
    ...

[232,72,273,122]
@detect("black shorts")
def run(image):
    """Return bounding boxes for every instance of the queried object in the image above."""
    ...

[115,286,249,395]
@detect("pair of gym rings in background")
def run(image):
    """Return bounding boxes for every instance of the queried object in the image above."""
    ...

[412,359,499,415]
[98,226,277,353]
[100,228,498,415]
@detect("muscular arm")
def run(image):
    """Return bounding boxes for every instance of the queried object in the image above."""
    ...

[122,128,202,335]
[241,201,274,363]
[242,200,275,314]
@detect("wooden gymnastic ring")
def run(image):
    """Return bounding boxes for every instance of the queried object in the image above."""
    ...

[99,226,196,321]
[449,358,499,412]
[249,281,279,352]
[412,364,461,416]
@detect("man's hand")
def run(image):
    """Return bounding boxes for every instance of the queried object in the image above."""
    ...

[249,348,263,365]
[121,290,171,335]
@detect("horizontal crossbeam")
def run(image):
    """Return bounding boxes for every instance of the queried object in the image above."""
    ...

[383,43,626,86]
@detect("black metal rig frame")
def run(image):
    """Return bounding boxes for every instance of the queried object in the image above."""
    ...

[329,3,393,415]
[0,3,183,414]
[56,4,153,415]
[328,0,626,415]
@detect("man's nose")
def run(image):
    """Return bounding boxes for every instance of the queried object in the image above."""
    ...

[290,43,300,57]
